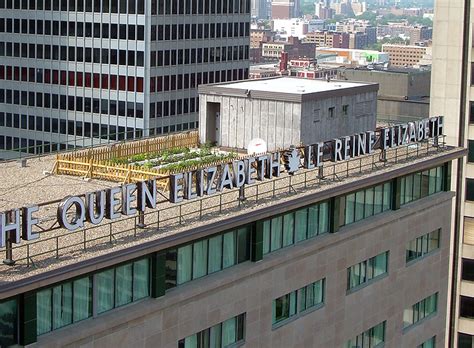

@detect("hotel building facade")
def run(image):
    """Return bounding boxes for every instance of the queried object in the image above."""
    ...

[0,0,251,157]
[0,131,464,347]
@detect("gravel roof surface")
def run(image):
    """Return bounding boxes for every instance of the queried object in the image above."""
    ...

[0,155,115,211]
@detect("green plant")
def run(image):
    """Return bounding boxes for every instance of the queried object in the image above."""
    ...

[143,161,154,169]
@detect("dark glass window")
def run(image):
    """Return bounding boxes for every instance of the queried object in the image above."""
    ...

[462,258,474,282]
[467,179,474,201]
[470,102,474,124]
[461,296,474,319]
[469,140,474,163]
[471,63,474,86]
[0,298,18,347]
[459,333,474,348]
[178,314,245,348]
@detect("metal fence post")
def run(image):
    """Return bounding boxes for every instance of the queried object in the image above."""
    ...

[318,165,324,179]
[137,211,145,228]
[157,210,160,229]
[3,238,15,266]
[238,185,246,202]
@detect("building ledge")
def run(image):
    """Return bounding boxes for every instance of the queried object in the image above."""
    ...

[460,280,474,298]
[458,317,474,335]
[462,243,474,259]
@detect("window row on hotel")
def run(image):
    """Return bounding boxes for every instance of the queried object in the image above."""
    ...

[0,19,145,40]
[272,279,325,327]
[150,46,250,68]
[0,0,251,15]
[418,336,436,348]
[406,229,440,263]
[403,293,438,329]
[346,321,386,348]
[0,165,449,345]
[36,258,150,335]
[0,295,437,348]
[1,68,144,92]
[164,227,250,288]
[400,167,444,205]
[151,22,250,42]
[0,91,144,118]
[262,201,330,255]
[347,251,388,291]
[344,183,391,225]
[178,314,245,348]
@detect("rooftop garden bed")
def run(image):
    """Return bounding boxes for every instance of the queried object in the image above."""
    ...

[110,143,238,173]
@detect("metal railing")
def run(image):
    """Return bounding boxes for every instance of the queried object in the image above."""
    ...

[1,136,449,271]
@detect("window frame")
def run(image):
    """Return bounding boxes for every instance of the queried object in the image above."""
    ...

[36,256,151,336]
[272,278,325,329]
[406,229,441,265]
[347,251,389,293]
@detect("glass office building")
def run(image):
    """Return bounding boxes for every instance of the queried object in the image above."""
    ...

[0,0,250,157]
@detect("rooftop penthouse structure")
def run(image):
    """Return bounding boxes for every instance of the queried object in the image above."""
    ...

[0,112,465,347]
[198,77,378,151]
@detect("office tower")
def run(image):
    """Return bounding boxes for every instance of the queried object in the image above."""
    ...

[0,0,251,157]
[430,0,474,346]
[271,0,298,19]
[251,0,268,18]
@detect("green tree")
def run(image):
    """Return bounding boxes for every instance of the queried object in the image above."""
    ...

[356,11,377,26]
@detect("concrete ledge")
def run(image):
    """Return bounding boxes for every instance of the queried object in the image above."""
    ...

[458,317,474,335]
[460,280,474,298]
